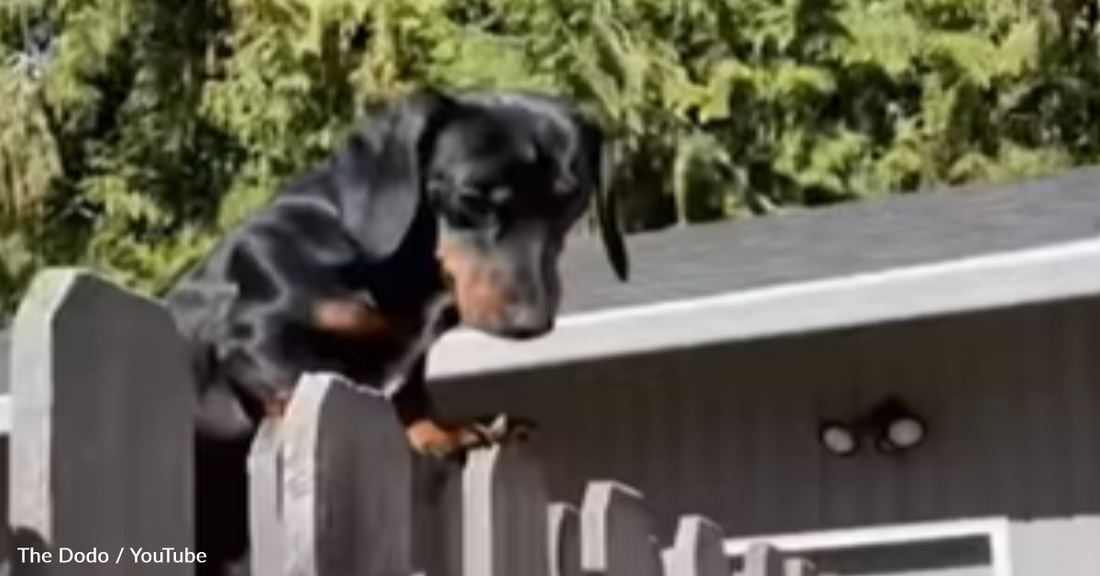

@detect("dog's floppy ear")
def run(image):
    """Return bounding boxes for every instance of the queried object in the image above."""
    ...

[577,116,630,282]
[332,89,456,260]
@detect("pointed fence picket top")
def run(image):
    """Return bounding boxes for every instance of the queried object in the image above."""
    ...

[737,543,821,576]
[662,516,731,576]
[579,481,664,576]
[742,543,785,576]
[247,372,414,576]
[783,557,818,576]
[247,421,285,576]
[548,504,582,576]
[460,443,551,576]
[8,269,193,576]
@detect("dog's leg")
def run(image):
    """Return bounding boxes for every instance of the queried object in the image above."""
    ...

[310,294,536,459]
[311,297,399,340]
[405,415,536,459]
[391,365,470,459]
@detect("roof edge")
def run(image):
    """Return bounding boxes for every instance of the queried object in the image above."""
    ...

[427,237,1100,380]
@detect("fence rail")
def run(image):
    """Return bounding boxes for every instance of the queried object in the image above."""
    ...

[1,268,822,575]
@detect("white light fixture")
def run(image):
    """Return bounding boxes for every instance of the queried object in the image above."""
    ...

[818,421,859,456]
[877,412,927,453]
[819,397,928,457]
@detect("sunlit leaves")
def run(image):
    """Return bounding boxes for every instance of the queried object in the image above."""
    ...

[2,0,1100,319]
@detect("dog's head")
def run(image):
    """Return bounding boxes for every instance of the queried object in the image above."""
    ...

[332,89,628,340]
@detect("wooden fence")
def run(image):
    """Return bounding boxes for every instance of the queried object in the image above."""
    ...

[1,268,825,576]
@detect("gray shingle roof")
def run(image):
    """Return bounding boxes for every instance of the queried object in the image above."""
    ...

[5,165,1100,391]
[559,166,1100,314]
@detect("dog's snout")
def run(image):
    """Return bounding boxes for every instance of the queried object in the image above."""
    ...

[499,307,555,340]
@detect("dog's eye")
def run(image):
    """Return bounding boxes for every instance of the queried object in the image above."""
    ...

[554,176,578,197]
[452,188,495,228]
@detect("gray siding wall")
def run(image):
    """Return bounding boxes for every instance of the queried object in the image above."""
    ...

[433,297,1100,544]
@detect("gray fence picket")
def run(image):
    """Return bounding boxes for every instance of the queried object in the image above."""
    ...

[783,557,817,576]
[742,543,784,576]
[579,481,663,576]
[9,269,193,576]
[547,504,581,576]
[410,455,461,576]
[248,373,413,576]
[662,516,730,576]
[277,374,327,576]
[461,444,550,576]
[247,422,285,576]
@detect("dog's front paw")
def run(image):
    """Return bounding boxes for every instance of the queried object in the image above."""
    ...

[464,414,538,446]
[405,415,537,460]
[406,419,465,460]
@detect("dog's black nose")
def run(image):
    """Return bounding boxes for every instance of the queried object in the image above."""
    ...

[499,309,555,340]
[500,325,551,340]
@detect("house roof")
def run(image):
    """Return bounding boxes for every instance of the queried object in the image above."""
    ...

[5,166,1100,394]
[557,166,1100,315]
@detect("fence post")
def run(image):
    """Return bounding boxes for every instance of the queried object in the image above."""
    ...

[548,504,581,576]
[578,481,663,576]
[460,443,551,576]
[9,269,194,576]
[741,543,785,576]
[783,557,817,576]
[247,373,414,576]
[661,516,730,576]
[410,456,460,576]
[247,421,285,576]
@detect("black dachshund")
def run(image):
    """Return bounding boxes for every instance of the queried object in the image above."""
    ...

[164,89,629,574]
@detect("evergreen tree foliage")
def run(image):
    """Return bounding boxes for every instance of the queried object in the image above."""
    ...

[1,0,1099,319]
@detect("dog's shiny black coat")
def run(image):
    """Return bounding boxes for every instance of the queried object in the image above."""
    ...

[164,89,627,575]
